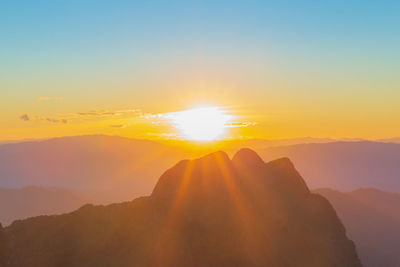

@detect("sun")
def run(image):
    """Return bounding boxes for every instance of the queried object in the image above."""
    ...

[167,106,234,141]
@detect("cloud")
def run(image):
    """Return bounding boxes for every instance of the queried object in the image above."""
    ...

[33,116,68,124]
[109,124,126,128]
[18,107,139,126]
[225,122,257,128]
[20,113,67,124]
[75,109,140,117]
[77,110,116,116]
[142,108,256,129]
[146,132,179,139]
[38,96,64,101]
[19,114,30,121]
[45,118,67,124]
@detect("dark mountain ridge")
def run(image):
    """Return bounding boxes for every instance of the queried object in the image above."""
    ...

[0,186,87,226]
[1,149,361,266]
[0,135,186,203]
[2,135,400,209]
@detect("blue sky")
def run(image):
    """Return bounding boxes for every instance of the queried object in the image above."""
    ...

[1,0,400,140]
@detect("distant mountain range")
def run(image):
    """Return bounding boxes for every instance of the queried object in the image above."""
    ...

[315,188,400,267]
[3,135,400,147]
[0,149,361,267]
[378,137,400,143]
[257,141,400,192]
[1,135,400,205]
[0,187,87,226]
[0,135,187,203]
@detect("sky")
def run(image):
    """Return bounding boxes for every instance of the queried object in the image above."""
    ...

[1,0,400,141]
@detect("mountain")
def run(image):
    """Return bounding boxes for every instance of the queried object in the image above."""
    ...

[0,135,188,203]
[0,187,88,226]
[3,135,400,209]
[0,135,349,205]
[1,149,361,267]
[0,224,9,266]
[0,138,48,145]
[2,135,400,225]
[315,188,400,267]
[211,137,339,151]
[258,141,400,192]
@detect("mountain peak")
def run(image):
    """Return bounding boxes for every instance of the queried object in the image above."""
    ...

[266,157,295,169]
[232,148,264,167]
[152,150,310,200]
[151,150,233,199]
[263,157,310,196]
[2,149,362,267]
[197,150,230,163]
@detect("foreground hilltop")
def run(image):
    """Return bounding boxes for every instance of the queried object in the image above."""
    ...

[1,149,361,266]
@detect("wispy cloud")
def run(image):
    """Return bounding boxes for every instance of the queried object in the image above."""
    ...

[225,122,257,128]
[19,114,67,124]
[46,118,68,124]
[77,110,116,116]
[109,124,126,128]
[33,116,68,124]
[19,114,30,121]
[142,107,256,129]
[19,107,140,126]
[75,109,140,117]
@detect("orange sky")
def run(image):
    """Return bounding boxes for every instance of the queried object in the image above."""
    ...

[2,1,400,141]
[1,95,399,142]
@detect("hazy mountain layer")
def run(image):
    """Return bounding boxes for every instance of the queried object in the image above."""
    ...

[0,135,187,203]
[258,141,400,192]
[0,187,87,226]
[1,149,361,267]
[315,188,400,267]
[2,135,400,208]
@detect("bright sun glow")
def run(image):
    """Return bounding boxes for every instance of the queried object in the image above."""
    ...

[167,106,234,141]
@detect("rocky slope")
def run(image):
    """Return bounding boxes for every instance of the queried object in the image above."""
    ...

[2,149,361,266]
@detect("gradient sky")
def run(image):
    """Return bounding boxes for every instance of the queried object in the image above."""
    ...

[1,0,400,141]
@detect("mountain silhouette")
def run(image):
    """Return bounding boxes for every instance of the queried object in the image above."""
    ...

[1,149,361,266]
[315,188,400,267]
[2,136,400,210]
[0,187,87,226]
[0,135,187,203]
[0,224,9,266]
